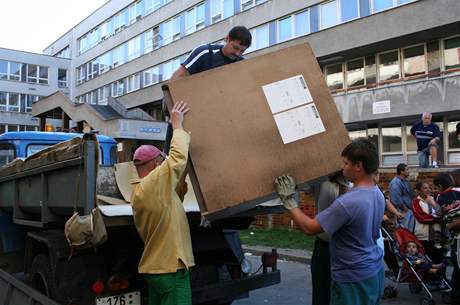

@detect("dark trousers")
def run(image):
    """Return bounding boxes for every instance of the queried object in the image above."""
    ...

[420,240,444,264]
[311,237,331,305]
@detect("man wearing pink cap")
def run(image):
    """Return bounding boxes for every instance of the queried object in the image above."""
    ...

[131,101,193,305]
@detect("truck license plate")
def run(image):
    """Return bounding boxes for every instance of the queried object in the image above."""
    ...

[96,291,140,305]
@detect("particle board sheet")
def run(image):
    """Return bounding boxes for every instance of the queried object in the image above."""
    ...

[165,43,350,219]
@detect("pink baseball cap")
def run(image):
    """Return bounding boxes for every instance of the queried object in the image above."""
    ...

[133,145,166,163]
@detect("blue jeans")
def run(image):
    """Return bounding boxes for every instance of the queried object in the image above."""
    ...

[417,144,438,168]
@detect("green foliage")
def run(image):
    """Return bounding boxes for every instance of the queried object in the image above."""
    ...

[239,228,315,251]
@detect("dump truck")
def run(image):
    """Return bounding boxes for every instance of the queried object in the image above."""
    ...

[0,131,280,305]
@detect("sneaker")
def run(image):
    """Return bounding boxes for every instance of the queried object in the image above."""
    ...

[432,164,440,168]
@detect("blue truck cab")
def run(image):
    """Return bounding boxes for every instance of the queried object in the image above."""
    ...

[0,131,118,166]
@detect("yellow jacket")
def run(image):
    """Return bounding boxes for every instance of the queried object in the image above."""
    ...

[131,129,195,274]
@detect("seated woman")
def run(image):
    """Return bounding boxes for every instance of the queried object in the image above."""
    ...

[412,181,444,263]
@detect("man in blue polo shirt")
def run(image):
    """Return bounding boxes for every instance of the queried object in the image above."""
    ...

[275,139,385,305]
[170,26,251,80]
[410,112,441,168]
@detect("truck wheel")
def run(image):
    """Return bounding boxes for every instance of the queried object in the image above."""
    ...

[28,254,57,299]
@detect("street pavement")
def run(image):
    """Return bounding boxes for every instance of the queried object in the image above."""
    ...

[234,247,452,305]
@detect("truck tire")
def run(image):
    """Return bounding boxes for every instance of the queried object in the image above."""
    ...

[28,254,58,299]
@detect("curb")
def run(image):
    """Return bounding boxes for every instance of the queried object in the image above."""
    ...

[242,247,311,265]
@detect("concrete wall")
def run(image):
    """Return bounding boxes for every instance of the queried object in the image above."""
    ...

[334,73,460,124]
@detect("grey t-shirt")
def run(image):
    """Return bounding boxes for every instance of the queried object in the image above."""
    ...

[316,185,385,282]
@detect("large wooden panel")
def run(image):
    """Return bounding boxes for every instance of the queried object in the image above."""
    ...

[166,43,350,219]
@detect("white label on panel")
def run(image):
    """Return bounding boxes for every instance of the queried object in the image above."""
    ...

[273,103,326,144]
[373,100,391,114]
[262,75,313,114]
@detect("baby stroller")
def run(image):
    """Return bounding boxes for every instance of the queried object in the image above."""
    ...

[382,226,452,305]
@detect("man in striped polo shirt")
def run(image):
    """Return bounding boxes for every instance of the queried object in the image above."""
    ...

[170,25,251,80]
[410,112,441,168]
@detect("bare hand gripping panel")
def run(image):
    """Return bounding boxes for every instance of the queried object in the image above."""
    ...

[165,43,350,219]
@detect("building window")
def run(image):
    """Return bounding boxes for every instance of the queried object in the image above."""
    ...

[381,124,403,166]
[163,15,182,44]
[77,65,87,85]
[58,69,67,88]
[26,95,39,112]
[382,125,402,153]
[402,44,426,77]
[87,62,97,80]
[447,119,460,164]
[210,0,234,23]
[9,62,21,81]
[98,53,111,75]
[348,129,367,140]
[144,29,154,54]
[27,64,38,83]
[114,10,128,34]
[365,56,377,85]
[127,35,142,61]
[185,3,205,36]
[295,10,310,37]
[112,80,125,97]
[7,125,19,132]
[246,24,269,53]
[325,63,344,90]
[278,16,293,42]
[38,66,48,84]
[0,60,7,80]
[98,86,109,105]
[372,0,394,12]
[444,36,460,71]
[55,46,71,58]
[127,73,141,93]
[88,90,98,105]
[341,0,359,22]
[0,92,20,112]
[378,50,400,81]
[346,58,365,88]
[241,0,265,11]
[162,58,182,81]
[100,20,112,41]
[8,93,19,112]
[128,1,143,25]
[143,66,160,87]
[112,45,126,68]
[426,41,441,75]
[320,0,338,30]
[0,92,7,111]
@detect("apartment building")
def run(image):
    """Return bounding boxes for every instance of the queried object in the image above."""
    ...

[0,48,70,132]
[42,0,460,166]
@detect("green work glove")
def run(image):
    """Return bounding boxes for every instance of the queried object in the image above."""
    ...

[275,174,299,210]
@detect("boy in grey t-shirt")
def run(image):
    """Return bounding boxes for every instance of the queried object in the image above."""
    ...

[275,139,385,305]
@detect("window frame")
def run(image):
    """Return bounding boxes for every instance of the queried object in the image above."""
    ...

[371,0,397,13]
[319,0,340,30]
[325,62,345,91]
[377,49,401,83]
[401,43,427,78]
[441,34,460,72]
[340,0,360,22]
[58,69,68,88]
[345,57,366,88]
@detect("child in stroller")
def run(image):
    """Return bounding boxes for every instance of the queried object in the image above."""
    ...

[382,227,452,305]
[405,241,445,275]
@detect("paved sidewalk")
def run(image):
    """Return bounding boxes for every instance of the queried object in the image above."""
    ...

[242,244,312,264]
